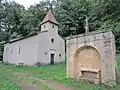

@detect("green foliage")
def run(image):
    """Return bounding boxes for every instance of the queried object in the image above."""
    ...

[0,44,3,59]
[0,1,25,40]
[0,0,120,52]
[100,21,120,53]
[0,78,21,90]
[54,0,91,36]
[0,65,21,90]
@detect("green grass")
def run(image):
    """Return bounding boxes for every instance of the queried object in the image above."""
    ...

[0,64,53,90]
[0,65,21,90]
[117,54,120,72]
[6,73,54,90]
[1,54,120,90]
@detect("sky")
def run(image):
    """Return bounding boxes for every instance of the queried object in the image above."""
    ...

[12,0,44,8]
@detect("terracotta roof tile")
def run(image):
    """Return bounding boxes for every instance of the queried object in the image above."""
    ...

[41,10,59,25]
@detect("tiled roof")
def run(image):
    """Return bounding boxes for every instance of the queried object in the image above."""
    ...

[41,10,59,25]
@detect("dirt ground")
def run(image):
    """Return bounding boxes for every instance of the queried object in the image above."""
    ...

[14,80,39,90]
[12,72,81,90]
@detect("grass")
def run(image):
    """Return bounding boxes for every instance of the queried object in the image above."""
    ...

[0,65,53,90]
[0,65,22,90]
[6,73,54,90]
[1,54,120,90]
[1,64,108,90]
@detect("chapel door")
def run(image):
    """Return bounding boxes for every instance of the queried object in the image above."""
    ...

[51,54,54,65]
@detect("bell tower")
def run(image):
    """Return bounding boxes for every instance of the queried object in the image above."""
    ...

[40,10,59,35]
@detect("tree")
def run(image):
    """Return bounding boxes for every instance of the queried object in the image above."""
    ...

[88,0,120,30]
[89,0,120,52]
[54,0,91,37]
[0,1,25,40]
[100,21,120,53]
[0,0,120,53]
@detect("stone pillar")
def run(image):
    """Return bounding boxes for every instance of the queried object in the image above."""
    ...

[100,31,116,86]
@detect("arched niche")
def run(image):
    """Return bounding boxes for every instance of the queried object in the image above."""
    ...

[73,45,101,82]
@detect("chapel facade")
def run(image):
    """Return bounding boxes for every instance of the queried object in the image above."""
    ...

[3,10,65,66]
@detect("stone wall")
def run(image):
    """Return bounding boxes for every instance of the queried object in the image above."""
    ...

[66,30,117,86]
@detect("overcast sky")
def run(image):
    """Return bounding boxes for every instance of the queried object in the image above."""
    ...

[12,0,44,8]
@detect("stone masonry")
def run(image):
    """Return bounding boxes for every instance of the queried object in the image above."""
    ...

[66,30,117,86]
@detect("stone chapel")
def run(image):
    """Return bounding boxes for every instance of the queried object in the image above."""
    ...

[3,10,65,66]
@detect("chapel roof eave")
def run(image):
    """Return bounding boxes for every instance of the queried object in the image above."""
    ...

[40,20,59,26]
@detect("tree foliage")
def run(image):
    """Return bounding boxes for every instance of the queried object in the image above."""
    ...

[0,0,120,53]
[54,0,91,36]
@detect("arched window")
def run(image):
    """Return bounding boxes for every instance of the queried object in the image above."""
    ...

[59,54,61,57]
[18,47,20,54]
[6,47,9,52]
[51,38,54,43]
[11,48,13,54]
[52,25,54,28]
[44,25,46,28]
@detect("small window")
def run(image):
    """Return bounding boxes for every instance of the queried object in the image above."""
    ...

[52,25,54,28]
[51,38,54,43]
[6,47,9,52]
[59,54,61,57]
[18,47,20,54]
[44,25,46,28]
[11,48,13,54]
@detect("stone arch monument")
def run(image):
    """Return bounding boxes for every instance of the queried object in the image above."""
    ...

[66,30,117,86]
